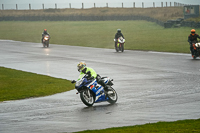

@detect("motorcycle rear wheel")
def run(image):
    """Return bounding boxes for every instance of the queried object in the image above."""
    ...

[107,87,118,104]
[80,90,95,106]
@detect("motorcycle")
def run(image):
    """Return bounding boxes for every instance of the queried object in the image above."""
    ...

[42,35,50,47]
[192,42,200,59]
[72,74,118,107]
[114,36,125,52]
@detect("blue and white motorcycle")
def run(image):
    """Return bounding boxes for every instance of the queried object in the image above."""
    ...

[72,74,118,107]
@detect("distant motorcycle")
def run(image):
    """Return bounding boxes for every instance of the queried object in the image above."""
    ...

[72,74,118,107]
[192,42,200,59]
[42,35,50,47]
[114,36,125,52]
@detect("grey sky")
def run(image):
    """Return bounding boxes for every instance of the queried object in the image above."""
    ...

[0,0,199,9]
[1,0,200,4]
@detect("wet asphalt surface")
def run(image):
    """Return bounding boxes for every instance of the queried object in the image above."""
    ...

[0,40,200,133]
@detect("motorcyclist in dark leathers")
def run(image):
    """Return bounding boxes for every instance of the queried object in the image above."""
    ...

[114,29,125,48]
[188,29,200,58]
[41,29,50,43]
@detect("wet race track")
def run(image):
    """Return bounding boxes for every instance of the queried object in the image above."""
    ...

[0,40,200,133]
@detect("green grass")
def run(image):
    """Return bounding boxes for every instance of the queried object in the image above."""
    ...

[74,119,200,133]
[0,21,195,53]
[0,67,74,102]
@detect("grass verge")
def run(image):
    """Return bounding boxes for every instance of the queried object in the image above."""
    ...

[0,21,195,53]
[0,67,74,102]
[74,119,200,133]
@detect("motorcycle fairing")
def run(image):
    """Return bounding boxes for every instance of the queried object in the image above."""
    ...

[117,36,125,47]
[43,35,49,42]
[75,75,111,103]
[88,79,108,102]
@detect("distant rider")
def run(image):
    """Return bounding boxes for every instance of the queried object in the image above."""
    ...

[41,29,50,43]
[188,29,200,57]
[71,62,109,94]
[114,29,125,48]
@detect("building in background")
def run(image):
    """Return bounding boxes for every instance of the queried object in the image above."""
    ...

[184,5,199,19]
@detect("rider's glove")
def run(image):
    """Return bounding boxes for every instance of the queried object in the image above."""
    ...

[88,76,94,80]
[86,71,91,78]
[71,80,76,84]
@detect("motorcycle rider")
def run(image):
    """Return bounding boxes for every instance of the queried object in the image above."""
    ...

[41,29,50,43]
[114,29,125,48]
[188,29,200,57]
[71,61,109,94]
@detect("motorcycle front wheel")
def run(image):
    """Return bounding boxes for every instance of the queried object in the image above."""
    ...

[115,46,119,52]
[121,44,124,52]
[193,51,197,59]
[80,90,95,106]
[107,87,118,104]
[46,40,49,47]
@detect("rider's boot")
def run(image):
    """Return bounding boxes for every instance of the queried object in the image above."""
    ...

[190,46,195,57]
[100,82,109,95]
[104,85,109,94]
[96,76,110,96]
[103,85,109,99]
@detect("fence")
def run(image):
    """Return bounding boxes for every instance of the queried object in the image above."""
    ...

[0,2,186,10]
